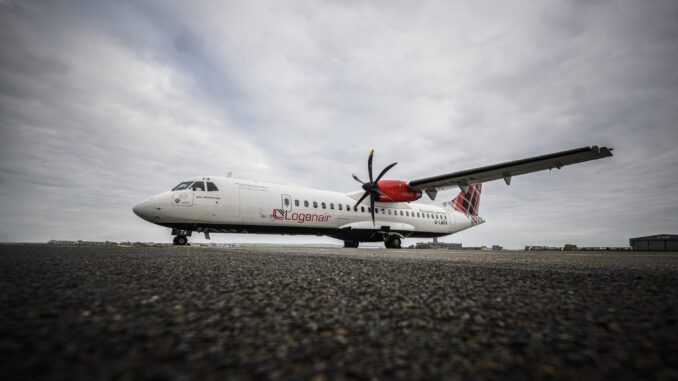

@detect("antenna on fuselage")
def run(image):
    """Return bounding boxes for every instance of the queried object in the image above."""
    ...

[227,172,233,178]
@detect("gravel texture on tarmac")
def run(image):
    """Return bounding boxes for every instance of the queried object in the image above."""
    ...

[1,244,677,381]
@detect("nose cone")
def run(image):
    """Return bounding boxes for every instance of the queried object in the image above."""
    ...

[133,199,155,222]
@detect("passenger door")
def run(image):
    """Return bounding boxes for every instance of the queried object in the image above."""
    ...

[281,194,292,212]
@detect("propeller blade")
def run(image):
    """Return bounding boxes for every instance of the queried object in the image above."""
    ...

[374,162,398,183]
[354,191,370,209]
[368,149,374,183]
[352,173,364,184]
[370,194,376,226]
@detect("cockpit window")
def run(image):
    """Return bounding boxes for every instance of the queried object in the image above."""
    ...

[206,182,219,191]
[172,181,194,191]
[191,181,205,191]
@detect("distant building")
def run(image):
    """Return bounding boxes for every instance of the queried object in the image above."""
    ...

[630,234,678,251]
[492,245,503,251]
[525,246,562,251]
[564,244,577,251]
[415,242,462,250]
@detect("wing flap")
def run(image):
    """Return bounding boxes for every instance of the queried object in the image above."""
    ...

[408,145,613,191]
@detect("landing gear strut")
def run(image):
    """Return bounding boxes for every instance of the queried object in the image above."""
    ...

[171,228,191,246]
[343,240,359,248]
[384,235,402,249]
[173,235,188,245]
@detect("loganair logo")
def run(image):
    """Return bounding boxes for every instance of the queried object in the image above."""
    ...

[272,209,331,223]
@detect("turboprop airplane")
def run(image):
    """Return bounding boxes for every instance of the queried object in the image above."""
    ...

[133,146,613,248]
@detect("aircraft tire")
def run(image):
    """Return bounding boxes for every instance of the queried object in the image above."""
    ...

[175,235,188,246]
[385,236,401,249]
[343,240,359,248]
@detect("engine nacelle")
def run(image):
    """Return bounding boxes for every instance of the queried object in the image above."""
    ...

[375,180,422,202]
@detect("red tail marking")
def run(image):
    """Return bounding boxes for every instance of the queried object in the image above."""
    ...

[451,184,482,216]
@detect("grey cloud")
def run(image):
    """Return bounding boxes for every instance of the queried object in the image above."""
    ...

[1,0,676,247]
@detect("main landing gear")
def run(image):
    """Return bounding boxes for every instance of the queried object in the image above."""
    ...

[343,240,359,248]
[343,237,402,249]
[384,235,402,249]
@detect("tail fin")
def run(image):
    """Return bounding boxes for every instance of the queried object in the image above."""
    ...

[451,184,482,216]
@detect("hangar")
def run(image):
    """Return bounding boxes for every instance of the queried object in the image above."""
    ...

[629,234,678,251]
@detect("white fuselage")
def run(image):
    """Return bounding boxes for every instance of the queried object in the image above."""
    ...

[133,176,482,242]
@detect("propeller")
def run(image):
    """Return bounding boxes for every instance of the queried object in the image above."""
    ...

[352,150,398,225]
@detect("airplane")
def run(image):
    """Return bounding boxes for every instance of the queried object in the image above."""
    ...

[133,145,613,248]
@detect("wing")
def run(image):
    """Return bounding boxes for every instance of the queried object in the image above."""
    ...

[408,145,613,196]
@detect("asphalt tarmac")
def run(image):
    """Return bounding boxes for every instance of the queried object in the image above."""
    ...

[1,244,677,380]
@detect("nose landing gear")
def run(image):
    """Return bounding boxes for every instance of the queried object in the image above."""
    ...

[171,228,191,245]
[173,235,188,245]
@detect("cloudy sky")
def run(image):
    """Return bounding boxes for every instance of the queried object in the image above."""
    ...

[1,0,676,248]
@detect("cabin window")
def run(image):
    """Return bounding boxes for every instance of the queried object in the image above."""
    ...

[294,199,300,207]
[361,206,365,212]
[388,209,392,215]
[405,211,408,216]
[304,200,309,207]
[368,207,372,213]
[191,181,205,191]
[353,206,357,212]
[206,182,219,191]
[172,181,193,191]
[284,198,290,207]
[330,203,334,210]
[338,204,343,210]
[417,212,420,218]
[313,201,318,208]
[347,205,351,211]
[375,208,379,214]
[321,202,326,209]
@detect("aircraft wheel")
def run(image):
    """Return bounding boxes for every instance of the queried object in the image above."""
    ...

[344,240,359,248]
[175,235,188,245]
[385,236,401,249]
